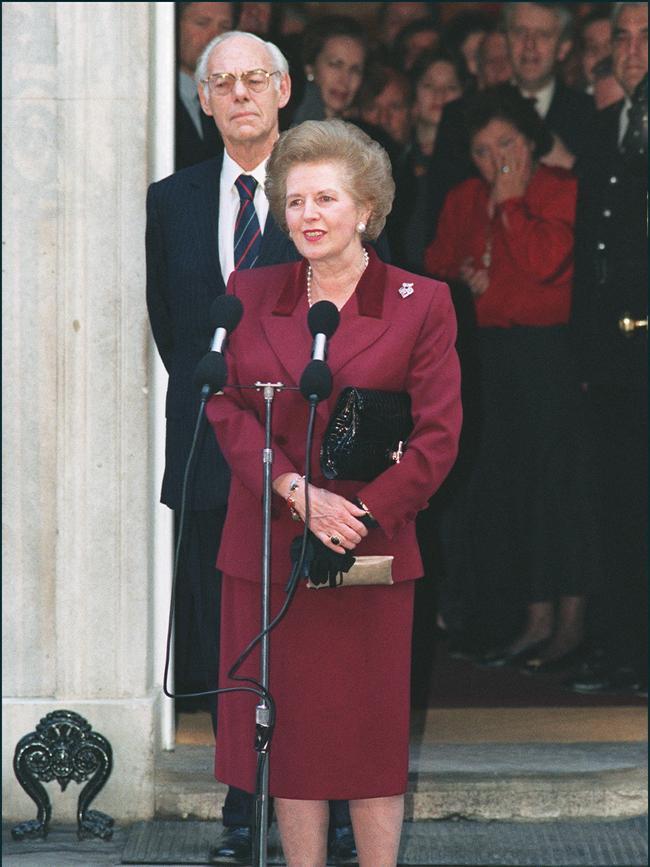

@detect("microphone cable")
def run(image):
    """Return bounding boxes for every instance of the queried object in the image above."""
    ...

[161,393,274,716]
[161,391,320,727]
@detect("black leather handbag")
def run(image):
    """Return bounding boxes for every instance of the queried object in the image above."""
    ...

[320,387,413,482]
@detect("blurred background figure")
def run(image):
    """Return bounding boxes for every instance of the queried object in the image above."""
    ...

[175,2,233,169]
[477,27,514,88]
[389,50,468,272]
[442,9,494,85]
[423,0,595,240]
[392,17,442,72]
[503,1,595,170]
[568,1,648,698]
[564,5,613,91]
[358,63,413,151]
[377,1,438,49]
[591,54,626,109]
[291,15,367,124]
[280,3,309,37]
[237,1,275,36]
[425,85,599,671]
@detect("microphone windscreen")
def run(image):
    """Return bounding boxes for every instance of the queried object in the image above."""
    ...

[307,300,339,339]
[193,351,227,391]
[300,359,333,401]
[210,295,244,332]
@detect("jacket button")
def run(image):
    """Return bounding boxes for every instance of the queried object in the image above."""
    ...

[603,209,612,217]
[609,175,617,183]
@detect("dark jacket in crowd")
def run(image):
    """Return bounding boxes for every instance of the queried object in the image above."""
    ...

[571,99,648,388]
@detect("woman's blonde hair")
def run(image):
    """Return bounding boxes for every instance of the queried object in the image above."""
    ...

[265,120,395,241]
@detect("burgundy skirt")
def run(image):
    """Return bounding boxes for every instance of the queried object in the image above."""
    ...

[215,575,415,800]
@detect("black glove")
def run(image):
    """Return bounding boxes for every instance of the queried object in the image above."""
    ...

[290,532,355,588]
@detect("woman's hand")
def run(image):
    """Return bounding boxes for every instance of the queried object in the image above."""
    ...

[274,473,368,553]
[460,257,489,296]
[490,134,532,208]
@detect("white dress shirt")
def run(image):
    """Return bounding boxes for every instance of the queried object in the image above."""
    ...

[520,78,556,118]
[618,97,633,146]
[218,151,270,284]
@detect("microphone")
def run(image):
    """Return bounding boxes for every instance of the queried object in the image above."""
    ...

[300,301,340,402]
[307,300,339,362]
[209,295,244,354]
[193,295,244,396]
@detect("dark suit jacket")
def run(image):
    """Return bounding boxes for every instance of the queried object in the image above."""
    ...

[423,80,596,243]
[571,100,648,388]
[146,154,301,510]
[205,247,462,584]
[174,96,223,170]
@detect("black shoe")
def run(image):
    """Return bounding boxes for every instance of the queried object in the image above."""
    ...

[519,645,586,676]
[328,824,357,863]
[209,826,252,863]
[564,661,641,695]
[476,640,547,668]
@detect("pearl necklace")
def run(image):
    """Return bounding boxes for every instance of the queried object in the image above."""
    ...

[306,248,370,308]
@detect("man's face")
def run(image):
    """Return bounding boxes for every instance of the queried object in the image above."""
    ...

[238,3,272,37]
[612,4,648,98]
[178,2,233,75]
[480,31,513,88]
[581,19,612,85]
[507,3,571,91]
[402,29,440,71]
[198,35,290,152]
[373,80,412,145]
[382,2,430,44]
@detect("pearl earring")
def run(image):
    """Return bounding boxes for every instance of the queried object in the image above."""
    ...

[306,72,315,82]
[356,221,367,234]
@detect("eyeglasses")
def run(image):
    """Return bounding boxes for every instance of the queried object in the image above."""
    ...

[201,68,281,96]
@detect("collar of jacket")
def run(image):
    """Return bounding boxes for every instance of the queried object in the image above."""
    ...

[271,244,384,319]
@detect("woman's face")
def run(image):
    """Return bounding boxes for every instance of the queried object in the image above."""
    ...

[470,118,533,185]
[284,161,370,266]
[310,36,365,118]
[415,60,462,126]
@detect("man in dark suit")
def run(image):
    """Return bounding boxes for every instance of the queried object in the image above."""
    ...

[146,30,356,864]
[423,3,596,248]
[175,3,233,169]
[567,2,648,697]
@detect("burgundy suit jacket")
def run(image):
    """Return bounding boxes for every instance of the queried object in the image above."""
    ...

[206,246,462,584]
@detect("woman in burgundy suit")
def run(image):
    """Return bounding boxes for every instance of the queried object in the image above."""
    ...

[425,86,598,674]
[206,119,461,865]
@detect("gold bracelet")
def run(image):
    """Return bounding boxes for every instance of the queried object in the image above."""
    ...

[286,476,305,522]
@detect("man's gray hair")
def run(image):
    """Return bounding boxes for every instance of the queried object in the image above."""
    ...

[502,3,574,43]
[195,31,289,98]
[611,2,647,28]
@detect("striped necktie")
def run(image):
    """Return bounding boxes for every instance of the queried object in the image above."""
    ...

[234,174,262,270]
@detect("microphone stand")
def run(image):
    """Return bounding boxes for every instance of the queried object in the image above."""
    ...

[252,380,286,867]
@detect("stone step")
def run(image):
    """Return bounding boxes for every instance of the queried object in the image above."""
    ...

[155,740,647,822]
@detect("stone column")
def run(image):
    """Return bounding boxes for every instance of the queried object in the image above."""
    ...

[2,2,162,822]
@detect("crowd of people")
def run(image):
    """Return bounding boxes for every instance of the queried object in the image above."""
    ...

[149,3,647,864]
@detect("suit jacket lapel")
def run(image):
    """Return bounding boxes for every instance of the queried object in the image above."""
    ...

[327,247,390,378]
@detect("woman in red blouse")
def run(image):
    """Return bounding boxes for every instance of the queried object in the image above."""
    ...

[425,86,598,673]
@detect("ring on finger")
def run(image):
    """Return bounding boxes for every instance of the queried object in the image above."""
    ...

[330,535,341,546]
[500,164,510,174]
